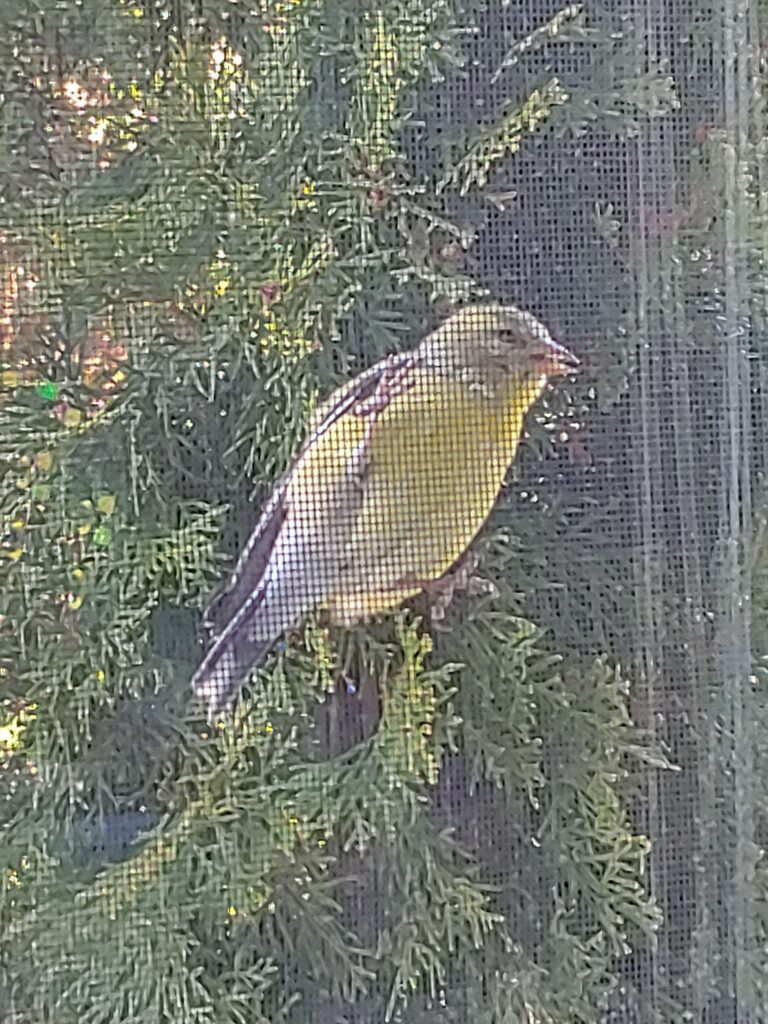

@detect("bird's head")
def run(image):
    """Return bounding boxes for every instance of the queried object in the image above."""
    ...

[423,304,579,384]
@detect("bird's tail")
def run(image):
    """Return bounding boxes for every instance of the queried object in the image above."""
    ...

[190,622,275,716]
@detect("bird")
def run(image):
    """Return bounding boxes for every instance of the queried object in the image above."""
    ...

[191,304,579,713]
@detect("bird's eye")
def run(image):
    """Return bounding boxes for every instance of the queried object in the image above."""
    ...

[498,329,519,344]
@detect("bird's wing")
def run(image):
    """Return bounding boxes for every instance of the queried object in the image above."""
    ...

[203,352,410,640]
[192,348,421,711]
[191,344,421,712]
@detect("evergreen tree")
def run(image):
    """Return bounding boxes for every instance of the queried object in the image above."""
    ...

[4,1,760,1021]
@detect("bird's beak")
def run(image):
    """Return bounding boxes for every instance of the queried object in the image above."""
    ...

[542,337,580,377]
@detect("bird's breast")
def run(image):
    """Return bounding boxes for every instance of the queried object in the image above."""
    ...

[367,373,540,493]
[324,371,545,622]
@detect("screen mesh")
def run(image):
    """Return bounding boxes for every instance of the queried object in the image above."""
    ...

[1,1,766,1022]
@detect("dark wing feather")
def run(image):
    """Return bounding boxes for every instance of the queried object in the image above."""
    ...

[204,487,289,641]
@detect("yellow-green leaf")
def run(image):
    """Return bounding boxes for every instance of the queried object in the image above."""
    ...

[96,495,116,517]
[35,451,54,472]
[63,408,82,428]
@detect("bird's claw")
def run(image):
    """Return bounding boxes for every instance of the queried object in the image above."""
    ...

[424,546,488,624]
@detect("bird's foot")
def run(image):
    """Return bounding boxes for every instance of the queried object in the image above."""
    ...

[425,547,499,628]
[425,556,475,624]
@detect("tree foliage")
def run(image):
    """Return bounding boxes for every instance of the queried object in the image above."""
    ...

[4,1,757,1021]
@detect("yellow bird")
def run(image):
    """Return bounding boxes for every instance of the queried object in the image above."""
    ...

[191,304,579,712]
